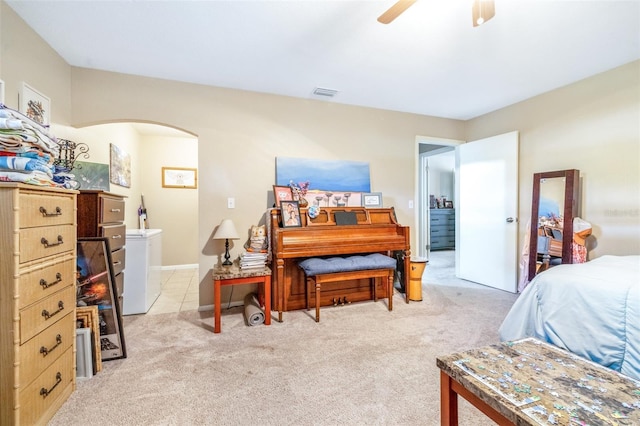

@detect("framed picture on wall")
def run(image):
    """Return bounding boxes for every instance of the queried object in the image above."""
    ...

[109,143,131,188]
[162,167,197,189]
[77,238,127,361]
[19,82,50,125]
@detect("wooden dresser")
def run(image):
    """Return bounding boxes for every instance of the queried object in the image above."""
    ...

[0,183,77,425]
[430,208,455,250]
[77,191,127,311]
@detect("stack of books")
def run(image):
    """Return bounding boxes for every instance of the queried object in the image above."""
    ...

[239,251,268,270]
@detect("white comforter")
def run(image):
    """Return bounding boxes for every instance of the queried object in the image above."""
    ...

[499,255,640,380]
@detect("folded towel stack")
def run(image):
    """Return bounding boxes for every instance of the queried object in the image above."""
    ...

[0,104,77,188]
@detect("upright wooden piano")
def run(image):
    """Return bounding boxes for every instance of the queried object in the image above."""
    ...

[270,207,411,321]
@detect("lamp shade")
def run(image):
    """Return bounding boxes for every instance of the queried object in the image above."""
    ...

[213,219,239,240]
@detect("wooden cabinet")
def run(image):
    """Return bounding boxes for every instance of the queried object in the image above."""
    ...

[430,209,455,250]
[0,183,77,425]
[77,191,127,311]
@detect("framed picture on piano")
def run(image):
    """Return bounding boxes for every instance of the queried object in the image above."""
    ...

[362,192,383,208]
[273,185,293,208]
[281,200,302,228]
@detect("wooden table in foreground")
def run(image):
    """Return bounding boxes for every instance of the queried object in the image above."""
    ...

[212,265,271,333]
[436,338,640,426]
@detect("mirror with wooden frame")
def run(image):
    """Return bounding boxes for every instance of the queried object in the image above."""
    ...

[528,169,580,281]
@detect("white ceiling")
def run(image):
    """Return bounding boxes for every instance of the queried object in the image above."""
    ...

[6,0,640,120]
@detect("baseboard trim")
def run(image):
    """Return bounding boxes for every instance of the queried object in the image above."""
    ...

[162,264,198,271]
[198,301,244,312]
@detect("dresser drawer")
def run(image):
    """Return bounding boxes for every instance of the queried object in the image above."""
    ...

[102,224,126,251]
[20,285,75,344]
[19,192,75,228]
[19,255,75,310]
[430,224,455,237]
[19,312,75,388]
[111,247,126,275]
[19,346,74,426]
[20,224,76,263]
[431,237,456,249]
[115,271,125,313]
[101,197,125,223]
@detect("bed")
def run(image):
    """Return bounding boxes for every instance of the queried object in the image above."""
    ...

[499,255,640,380]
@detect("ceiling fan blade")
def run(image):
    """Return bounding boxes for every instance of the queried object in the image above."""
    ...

[377,0,417,24]
[472,0,495,27]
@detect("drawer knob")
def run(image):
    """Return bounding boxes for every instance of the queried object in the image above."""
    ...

[40,334,62,357]
[40,272,62,289]
[41,235,64,248]
[112,234,122,239]
[41,301,64,320]
[40,372,62,399]
[39,206,62,217]
[110,208,121,213]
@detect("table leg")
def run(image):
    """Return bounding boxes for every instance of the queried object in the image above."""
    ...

[388,272,393,311]
[315,281,321,322]
[214,279,221,334]
[264,275,271,326]
[440,370,458,426]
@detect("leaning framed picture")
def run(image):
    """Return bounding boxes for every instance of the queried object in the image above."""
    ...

[19,82,50,125]
[362,192,383,208]
[273,185,293,208]
[162,167,197,189]
[281,200,302,228]
[77,237,127,361]
[76,328,94,380]
[76,305,102,374]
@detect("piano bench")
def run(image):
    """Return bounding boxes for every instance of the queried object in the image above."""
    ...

[298,254,396,322]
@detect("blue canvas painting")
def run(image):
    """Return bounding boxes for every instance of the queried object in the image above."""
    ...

[276,157,371,192]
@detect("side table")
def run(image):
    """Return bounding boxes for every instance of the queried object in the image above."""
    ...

[212,265,271,333]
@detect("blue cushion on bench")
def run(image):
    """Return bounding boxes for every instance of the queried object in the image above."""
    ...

[298,254,396,276]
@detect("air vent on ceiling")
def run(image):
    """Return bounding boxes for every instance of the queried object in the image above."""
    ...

[312,87,339,98]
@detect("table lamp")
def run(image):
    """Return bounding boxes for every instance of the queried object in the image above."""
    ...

[213,219,239,266]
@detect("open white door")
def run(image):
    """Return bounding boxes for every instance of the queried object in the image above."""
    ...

[456,131,519,293]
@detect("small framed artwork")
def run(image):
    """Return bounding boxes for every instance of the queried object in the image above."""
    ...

[273,185,293,208]
[162,167,197,189]
[76,328,93,380]
[281,200,302,228]
[362,192,383,208]
[74,161,110,191]
[19,82,51,125]
[445,201,454,209]
[109,143,131,188]
[77,237,127,361]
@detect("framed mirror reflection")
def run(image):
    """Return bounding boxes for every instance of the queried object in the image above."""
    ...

[528,169,580,281]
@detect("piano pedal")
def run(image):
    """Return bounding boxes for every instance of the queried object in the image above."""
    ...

[343,296,351,305]
[338,297,345,306]
[332,297,338,306]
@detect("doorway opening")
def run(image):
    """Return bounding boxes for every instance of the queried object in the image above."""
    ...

[417,141,457,286]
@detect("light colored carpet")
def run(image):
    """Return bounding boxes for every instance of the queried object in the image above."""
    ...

[49,276,517,426]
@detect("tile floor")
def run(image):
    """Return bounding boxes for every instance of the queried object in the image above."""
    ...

[146,267,200,315]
